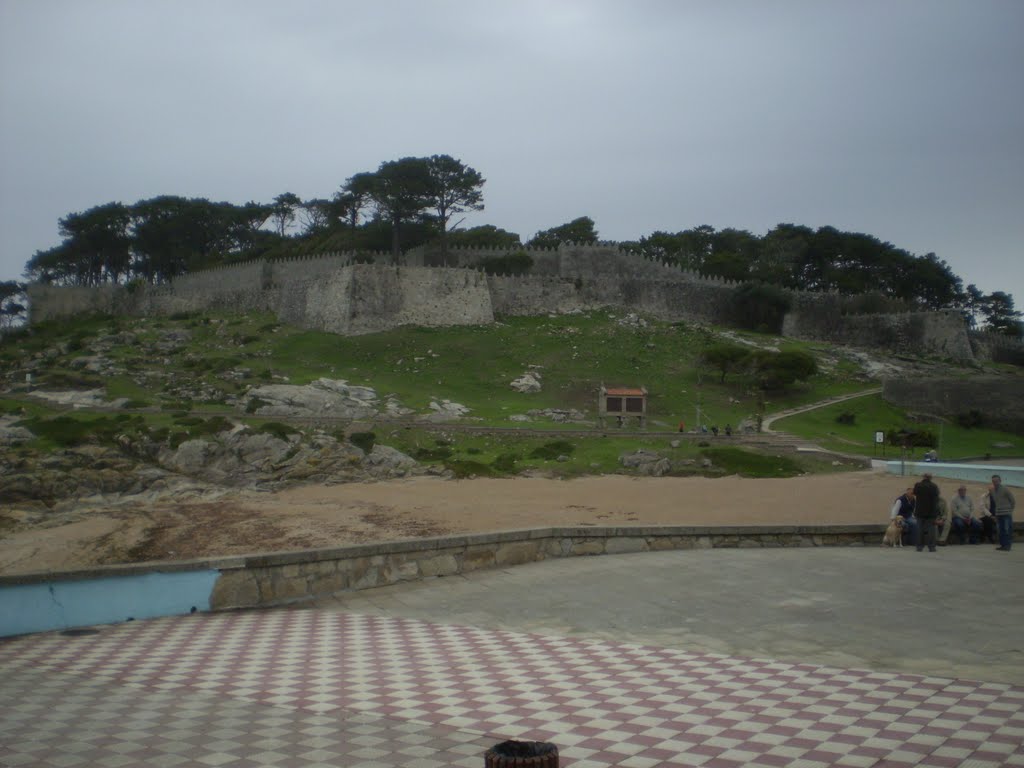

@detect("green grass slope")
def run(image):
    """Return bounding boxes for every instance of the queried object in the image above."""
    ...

[1,309,1020,479]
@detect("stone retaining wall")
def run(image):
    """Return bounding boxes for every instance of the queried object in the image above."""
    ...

[4,523,1022,636]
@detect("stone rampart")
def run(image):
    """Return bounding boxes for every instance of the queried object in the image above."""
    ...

[23,244,977,361]
[970,330,1024,366]
[278,264,494,335]
[786,305,973,361]
[882,375,1024,434]
[140,260,274,316]
[27,283,128,323]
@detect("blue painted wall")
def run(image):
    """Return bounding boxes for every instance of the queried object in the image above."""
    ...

[0,570,220,637]
[884,462,1023,488]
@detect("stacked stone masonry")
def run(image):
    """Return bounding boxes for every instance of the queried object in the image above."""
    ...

[26,243,989,361]
[7,524,1020,616]
[197,526,900,610]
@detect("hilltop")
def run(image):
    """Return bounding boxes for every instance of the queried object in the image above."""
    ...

[1,308,1021,571]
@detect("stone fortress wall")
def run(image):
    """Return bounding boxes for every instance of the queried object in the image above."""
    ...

[883,376,1024,435]
[26,242,1017,364]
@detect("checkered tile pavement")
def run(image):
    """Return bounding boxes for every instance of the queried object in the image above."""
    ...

[1,610,1022,767]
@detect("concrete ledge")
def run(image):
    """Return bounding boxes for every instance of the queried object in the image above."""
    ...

[3,523,1020,636]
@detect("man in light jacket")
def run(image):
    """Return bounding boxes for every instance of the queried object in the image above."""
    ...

[991,474,1016,551]
[940,485,983,545]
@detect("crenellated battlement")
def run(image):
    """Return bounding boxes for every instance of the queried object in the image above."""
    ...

[25,242,978,359]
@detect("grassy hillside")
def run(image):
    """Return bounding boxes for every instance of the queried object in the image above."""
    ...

[1,309,1020,479]
[774,393,1022,461]
[2,309,872,425]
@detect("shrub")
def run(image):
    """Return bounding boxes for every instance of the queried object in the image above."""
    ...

[65,334,88,353]
[413,446,453,461]
[836,411,856,425]
[350,431,376,453]
[245,397,271,414]
[752,349,818,391]
[701,343,751,384]
[529,440,574,460]
[19,415,134,447]
[191,416,234,437]
[701,447,803,478]
[733,282,792,334]
[169,430,191,449]
[493,453,518,473]
[955,410,985,429]
[444,459,495,478]
[37,371,104,389]
[886,428,938,449]
[259,422,299,441]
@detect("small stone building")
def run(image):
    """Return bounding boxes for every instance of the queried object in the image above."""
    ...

[598,385,647,427]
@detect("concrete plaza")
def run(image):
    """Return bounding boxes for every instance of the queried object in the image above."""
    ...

[1,546,1022,767]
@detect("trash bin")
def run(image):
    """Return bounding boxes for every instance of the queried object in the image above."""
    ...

[484,739,559,767]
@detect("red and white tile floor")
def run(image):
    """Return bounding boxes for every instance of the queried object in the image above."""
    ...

[1,609,1022,767]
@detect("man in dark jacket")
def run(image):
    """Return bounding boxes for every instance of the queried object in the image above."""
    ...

[913,472,941,552]
[890,487,917,545]
[991,474,1017,551]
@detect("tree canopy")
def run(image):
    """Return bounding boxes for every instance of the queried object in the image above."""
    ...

[0,280,26,328]
[527,216,598,249]
[16,163,1018,338]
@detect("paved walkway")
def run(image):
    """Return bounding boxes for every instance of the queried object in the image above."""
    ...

[1,547,1022,767]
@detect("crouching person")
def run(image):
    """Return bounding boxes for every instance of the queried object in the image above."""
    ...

[890,487,918,547]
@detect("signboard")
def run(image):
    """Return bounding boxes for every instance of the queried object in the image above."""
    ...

[874,430,885,444]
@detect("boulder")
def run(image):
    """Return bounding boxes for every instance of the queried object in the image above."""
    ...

[363,445,418,478]
[510,371,542,393]
[244,378,380,419]
[154,329,191,352]
[424,399,470,420]
[0,418,33,445]
[619,449,671,476]
[29,389,128,409]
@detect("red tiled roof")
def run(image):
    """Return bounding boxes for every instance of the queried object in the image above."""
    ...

[604,387,645,396]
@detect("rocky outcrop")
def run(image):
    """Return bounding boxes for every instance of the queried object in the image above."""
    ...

[28,389,129,409]
[424,399,471,421]
[0,445,182,506]
[363,445,419,478]
[157,429,419,488]
[1,422,422,508]
[0,417,33,445]
[510,371,542,393]
[244,378,380,419]
[619,449,671,477]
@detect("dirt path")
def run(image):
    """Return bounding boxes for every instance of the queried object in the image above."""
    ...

[761,387,883,433]
[1,468,990,576]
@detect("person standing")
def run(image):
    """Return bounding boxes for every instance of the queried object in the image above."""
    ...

[978,487,998,544]
[912,473,941,552]
[991,474,1016,551]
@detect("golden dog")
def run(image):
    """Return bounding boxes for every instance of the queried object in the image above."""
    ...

[883,517,905,547]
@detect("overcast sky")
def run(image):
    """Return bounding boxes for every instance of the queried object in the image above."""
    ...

[2,0,1022,307]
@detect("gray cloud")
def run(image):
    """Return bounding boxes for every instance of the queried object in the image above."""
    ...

[1,0,1021,303]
